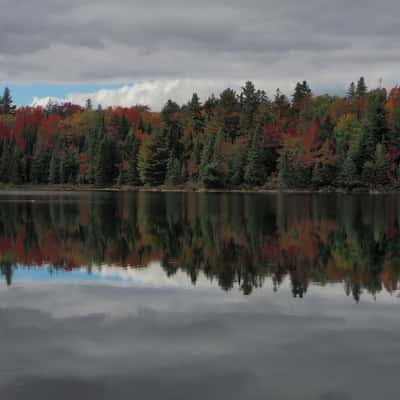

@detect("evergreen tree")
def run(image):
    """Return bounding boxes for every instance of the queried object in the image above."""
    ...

[95,136,119,187]
[356,77,367,98]
[244,131,265,186]
[165,152,182,185]
[391,101,400,148]
[361,161,375,184]
[340,156,359,188]
[118,114,130,141]
[9,143,21,184]
[240,81,259,133]
[49,143,61,184]
[374,144,389,186]
[95,139,108,187]
[0,139,12,182]
[31,145,51,183]
[0,87,16,115]
[199,133,222,188]
[218,88,240,143]
[312,163,334,188]
[347,82,356,100]
[227,147,244,186]
[127,136,140,186]
[360,89,388,164]
[292,81,312,112]
[139,131,170,186]
[85,98,92,110]
[188,93,204,137]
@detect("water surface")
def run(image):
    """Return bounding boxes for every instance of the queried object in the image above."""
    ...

[0,192,399,399]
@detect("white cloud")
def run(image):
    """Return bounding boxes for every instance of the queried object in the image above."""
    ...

[31,78,301,111]
[31,79,243,110]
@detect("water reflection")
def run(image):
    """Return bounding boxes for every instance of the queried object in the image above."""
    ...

[0,191,400,300]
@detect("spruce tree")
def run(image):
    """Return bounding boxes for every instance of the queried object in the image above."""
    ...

[341,156,359,188]
[356,77,367,98]
[9,143,21,184]
[374,144,389,186]
[95,139,108,187]
[165,152,181,185]
[244,131,265,186]
[0,87,16,115]
[127,136,140,186]
[292,81,312,112]
[347,82,356,100]
[361,161,375,185]
[188,93,204,137]
[391,101,400,148]
[227,147,244,186]
[138,131,169,186]
[0,139,12,182]
[199,133,222,188]
[49,143,61,184]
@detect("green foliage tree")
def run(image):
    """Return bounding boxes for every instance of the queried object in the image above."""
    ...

[95,136,119,187]
[374,144,389,186]
[244,131,265,186]
[340,156,359,188]
[165,152,182,185]
[139,131,169,186]
[356,77,368,98]
[199,132,223,188]
[347,82,356,100]
[0,87,16,115]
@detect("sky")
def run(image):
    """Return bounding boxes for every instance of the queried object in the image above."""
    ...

[1,0,400,110]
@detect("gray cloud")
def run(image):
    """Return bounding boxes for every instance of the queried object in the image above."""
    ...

[2,0,400,107]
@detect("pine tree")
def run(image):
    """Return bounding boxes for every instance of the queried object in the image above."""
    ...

[365,89,388,143]
[118,114,129,141]
[85,98,92,110]
[138,131,170,186]
[0,87,16,115]
[240,81,259,133]
[361,161,375,185]
[9,143,21,184]
[391,101,400,148]
[356,77,367,98]
[292,81,312,112]
[165,152,181,185]
[199,133,222,188]
[0,139,12,182]
[49,142,61,184]
[127,136,140,186]
[188,93,204,137]
[227,147,244,186]
[94,136,119,187]
[347,82,356,100]
[31,145,51,184]
[95,139,108,187]
[312,163,333,188]
[244,131,265,186]
[341,156,359,188]
[374,144,389,186]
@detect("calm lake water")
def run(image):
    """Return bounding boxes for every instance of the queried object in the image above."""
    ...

[0,191,399,399]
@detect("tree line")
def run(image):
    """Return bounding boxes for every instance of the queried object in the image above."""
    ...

[1,77,400,190]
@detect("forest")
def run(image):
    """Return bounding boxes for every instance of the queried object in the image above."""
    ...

[0,78,400,190]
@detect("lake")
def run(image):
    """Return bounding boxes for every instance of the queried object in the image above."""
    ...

[0,191,399,399]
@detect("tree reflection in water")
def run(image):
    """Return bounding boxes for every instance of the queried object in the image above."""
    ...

[0,192,399,301]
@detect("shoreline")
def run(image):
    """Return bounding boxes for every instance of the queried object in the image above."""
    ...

[0,184,399,195]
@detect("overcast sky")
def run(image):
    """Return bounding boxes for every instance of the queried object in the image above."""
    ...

[2,0,400,109]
